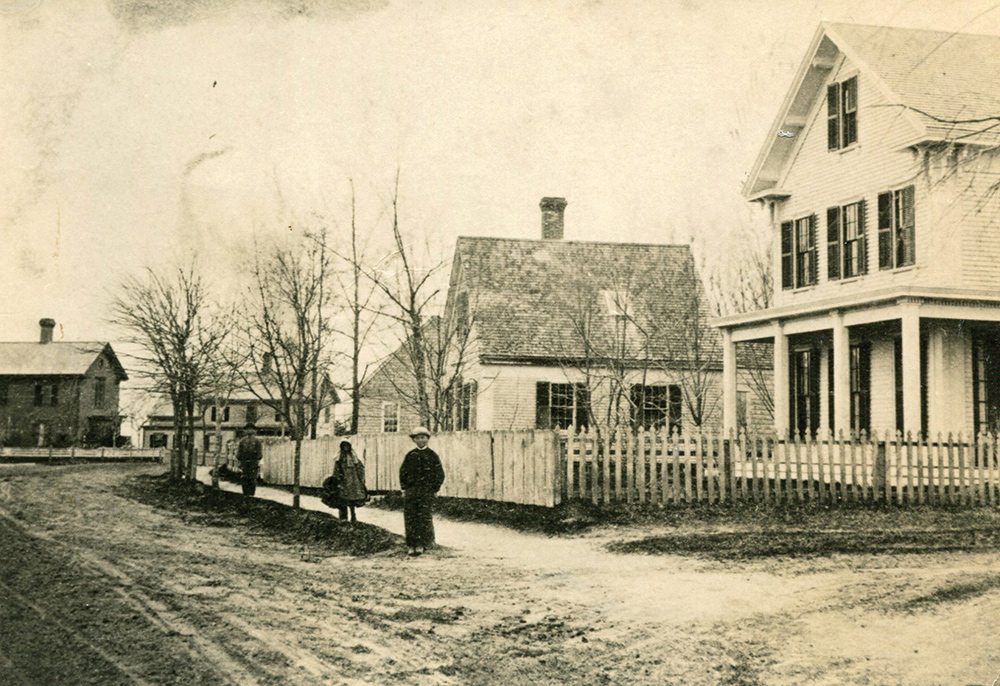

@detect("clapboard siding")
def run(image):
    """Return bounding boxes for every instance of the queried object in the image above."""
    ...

[774,56,946,308]
[955,152,1000,290]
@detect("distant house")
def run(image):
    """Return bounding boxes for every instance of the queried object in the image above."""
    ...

[0,318,128,447]
[360,198,771,434]
[716,23,1000,438]
[356,317,440,436]
[139,359,339,451]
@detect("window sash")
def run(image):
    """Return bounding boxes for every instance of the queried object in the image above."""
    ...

[841,77,858,146]
[381,402,399,433]
[879,186,915,270]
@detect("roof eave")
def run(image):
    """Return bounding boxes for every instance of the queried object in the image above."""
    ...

[742,24,833,199]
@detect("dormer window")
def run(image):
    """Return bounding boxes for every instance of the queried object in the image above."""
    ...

[827,76,858,151]
[601,290,633,319]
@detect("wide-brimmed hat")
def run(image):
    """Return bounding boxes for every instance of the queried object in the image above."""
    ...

[408,426,431,438]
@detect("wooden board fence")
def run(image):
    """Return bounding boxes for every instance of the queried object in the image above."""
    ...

[257,429,561,507]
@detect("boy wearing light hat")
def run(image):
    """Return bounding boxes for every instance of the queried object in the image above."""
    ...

[398,426,445,556]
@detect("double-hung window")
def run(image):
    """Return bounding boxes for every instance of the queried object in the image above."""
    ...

[536,382,590,431]
[827,200,867,279]
[629,384,682,433]
[781,215,818,289]
[381,402,399,433]
[827,76,858,151]
[877,185,915,269]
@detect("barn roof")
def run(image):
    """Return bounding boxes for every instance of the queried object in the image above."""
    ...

[0,341,128,380]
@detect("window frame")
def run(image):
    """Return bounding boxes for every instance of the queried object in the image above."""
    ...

[827,199,867,280]
[93,377,106,408]
[781,215,818,290]
[536,381,590,431]
[827,74,858,151]
[878,185,916,270]
[381,401,399,433]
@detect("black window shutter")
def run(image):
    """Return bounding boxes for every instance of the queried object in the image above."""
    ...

[826,207,841,280]
[809,214,818,285]
[575,384,591,430]
[535,382,550,429]
[877,191,892,269]
[781,221,794,289]
[901,185,916,266]
[827,83,841,150]
[858,198,868,274]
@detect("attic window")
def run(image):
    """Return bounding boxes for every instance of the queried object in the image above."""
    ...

[601,290,633,319]
[827,76,858,150]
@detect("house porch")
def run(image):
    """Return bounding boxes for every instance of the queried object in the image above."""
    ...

[718,292,1000,438]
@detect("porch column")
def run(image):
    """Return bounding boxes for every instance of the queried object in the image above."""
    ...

[722,328,737,434]
[831,311,851,436]
[901,302,922,436]
[773,321,789,437]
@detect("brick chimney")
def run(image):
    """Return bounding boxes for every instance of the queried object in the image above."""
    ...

[540,197,567,240]
[39,318,55,344]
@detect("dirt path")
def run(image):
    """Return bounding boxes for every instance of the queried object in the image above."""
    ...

[2,463,999,684]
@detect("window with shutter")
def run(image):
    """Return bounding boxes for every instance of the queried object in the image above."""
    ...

[827,82,841,150]
[898,185,915,266]
[858,198,867,274]
[827,76,858,150]
[794,216,815,288]
[878,191,892,269]
[781,221,794,290]
[842,77,858,146]
[827,207,841,280]
[878,186,916,269]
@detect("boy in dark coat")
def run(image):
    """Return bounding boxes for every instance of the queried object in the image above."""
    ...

[399,426,445,556]
[236,422,263,496]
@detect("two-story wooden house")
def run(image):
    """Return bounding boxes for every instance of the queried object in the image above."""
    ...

[0,319,128,447]
[716,23,1000,439]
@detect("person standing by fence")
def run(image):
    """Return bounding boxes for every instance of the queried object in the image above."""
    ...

[236,422,263,496]
[332,440,368,523]
[399,426,445,556]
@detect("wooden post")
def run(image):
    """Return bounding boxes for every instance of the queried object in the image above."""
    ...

[946,433,956,506]
[957,433,968,507]
[602,430,611,506]
[671,432,681,506]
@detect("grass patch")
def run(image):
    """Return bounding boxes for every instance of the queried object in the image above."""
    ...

[900,574,1000,610]
[370,493,601,535]
[119,473,401,556]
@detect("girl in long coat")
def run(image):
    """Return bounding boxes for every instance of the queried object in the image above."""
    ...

[333,441,367,522]
[399,427,445,556]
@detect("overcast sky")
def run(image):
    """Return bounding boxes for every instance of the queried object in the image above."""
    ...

[3,0,1000,352]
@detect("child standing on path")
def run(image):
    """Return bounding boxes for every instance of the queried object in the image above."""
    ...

[399,426,445,556]
[331,440,367,523]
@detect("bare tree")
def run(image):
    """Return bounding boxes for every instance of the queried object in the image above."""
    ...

[109,262,228,480]
[703,228,775,418]
[236,227,335,508]
[330,180,384,434]
[356,172,450,429]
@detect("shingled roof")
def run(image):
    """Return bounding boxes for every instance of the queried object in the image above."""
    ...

[0,341,128,380]
[452,237,722,367]
[745,22,1000,197]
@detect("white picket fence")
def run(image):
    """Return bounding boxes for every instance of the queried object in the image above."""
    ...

[255,430,562,507]
[565,429,1000,507]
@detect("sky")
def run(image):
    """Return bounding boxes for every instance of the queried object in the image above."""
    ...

[4,0,1000,424]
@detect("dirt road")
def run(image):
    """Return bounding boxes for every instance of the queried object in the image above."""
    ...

[2,463,999,685]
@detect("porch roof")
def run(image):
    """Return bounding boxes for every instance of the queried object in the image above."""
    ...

[713,287,1000,341]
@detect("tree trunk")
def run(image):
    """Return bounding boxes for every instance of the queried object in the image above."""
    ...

[212,394,223,489]
[171,400,183,481]
[292,437,302,509]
